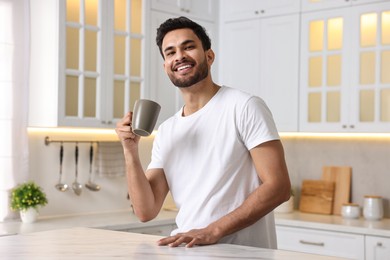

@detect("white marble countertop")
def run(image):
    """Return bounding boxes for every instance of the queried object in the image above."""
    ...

[0,209,177,236]
[0,227,342,259]
[275,211,390,237]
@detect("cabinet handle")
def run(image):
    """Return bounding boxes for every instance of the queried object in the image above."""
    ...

[349,125,355,129]
[180,8,190,13]
[342,125,347,129]
[255,10,259,15]
[299,240,325,247]
[377,242,383,247]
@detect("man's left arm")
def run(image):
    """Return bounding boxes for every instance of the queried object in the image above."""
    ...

[157,139,291,247]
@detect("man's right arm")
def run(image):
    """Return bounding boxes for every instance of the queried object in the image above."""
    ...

[116,112,169,222]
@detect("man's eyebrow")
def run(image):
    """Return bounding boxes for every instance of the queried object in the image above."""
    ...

[163,39,196,54]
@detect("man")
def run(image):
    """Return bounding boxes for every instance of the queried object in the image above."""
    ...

[115,17,291,248]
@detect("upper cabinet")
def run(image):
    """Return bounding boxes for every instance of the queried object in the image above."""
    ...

[221,0,300,22]
[299,2,390,132]
[301,0,390,13]
[29,0,144,128]
[151,0,216,22]
[219,0,300,132]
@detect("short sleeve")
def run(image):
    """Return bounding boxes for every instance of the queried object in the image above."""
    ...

[147,129,164,170]
[238,96,280,150]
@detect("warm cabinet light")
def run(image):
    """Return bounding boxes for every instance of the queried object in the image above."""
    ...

[279,132,390,139]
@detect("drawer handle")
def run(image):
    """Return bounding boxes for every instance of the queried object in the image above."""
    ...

[299,240,325,247]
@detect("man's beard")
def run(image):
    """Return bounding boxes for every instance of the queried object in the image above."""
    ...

[168,58,209,88]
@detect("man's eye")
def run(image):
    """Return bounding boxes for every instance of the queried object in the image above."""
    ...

[185,45,194,50]
[166,52,174,57]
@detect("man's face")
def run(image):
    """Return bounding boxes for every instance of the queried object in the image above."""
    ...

[161,28,213,88]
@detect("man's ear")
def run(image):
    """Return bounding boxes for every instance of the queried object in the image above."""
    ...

[206,49,215,65]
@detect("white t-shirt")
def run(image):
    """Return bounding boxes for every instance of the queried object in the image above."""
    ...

[147,86,279,248]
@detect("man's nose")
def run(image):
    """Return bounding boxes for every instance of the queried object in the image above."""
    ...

[175,49,186,61]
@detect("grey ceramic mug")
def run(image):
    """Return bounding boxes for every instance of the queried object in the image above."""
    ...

[131,99,161,136]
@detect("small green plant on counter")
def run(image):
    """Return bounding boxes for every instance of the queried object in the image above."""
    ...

[10,182,48,211]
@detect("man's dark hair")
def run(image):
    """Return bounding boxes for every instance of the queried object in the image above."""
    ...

[156,16,211,58]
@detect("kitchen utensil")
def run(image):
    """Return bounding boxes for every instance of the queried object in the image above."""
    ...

[85,143,100,191]
[299,180,335,215]
[322,166,352,215]
[72,143,82,196]
[363,195,384,220]
[55,143,68,192]
[341,203,360,219]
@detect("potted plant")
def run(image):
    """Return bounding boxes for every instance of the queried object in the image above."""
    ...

[10,181,48,223]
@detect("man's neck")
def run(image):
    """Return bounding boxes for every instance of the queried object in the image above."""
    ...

[180,81,220,116]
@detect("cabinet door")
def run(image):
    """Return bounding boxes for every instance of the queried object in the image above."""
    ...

[258,14,299,131]
[220,15,299,132]
[276,226,365,259]
[222,0,300,22]
[219,20,261,96]
[301,0,389,13]
[149,11,216,126]
[300,9,352,132]
[349,3,390,132]
[365,235,390,260]
[151,0,216,22]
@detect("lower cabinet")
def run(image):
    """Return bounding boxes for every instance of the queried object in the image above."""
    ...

[276,225,365,259]
[118,224,177,236]
[365,235,390,260]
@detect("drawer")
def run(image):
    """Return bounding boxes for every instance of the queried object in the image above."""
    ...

[276,225,364,259]
[365,235,390,260]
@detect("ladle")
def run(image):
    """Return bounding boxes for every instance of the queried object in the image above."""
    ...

[55,143,68,192]
[72,143,83,196]
[85,143,101,191]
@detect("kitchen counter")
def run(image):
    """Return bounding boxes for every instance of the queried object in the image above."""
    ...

[0,227,342,259]
[0,209,177,236]
[275,211,390,237]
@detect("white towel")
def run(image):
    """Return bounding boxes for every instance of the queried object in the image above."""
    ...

[94,142,125,177]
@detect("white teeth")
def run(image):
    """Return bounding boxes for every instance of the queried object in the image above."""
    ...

[177,65,191,71]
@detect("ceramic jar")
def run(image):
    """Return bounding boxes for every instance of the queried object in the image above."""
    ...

[341,203,360,219]
[363,195,384,221]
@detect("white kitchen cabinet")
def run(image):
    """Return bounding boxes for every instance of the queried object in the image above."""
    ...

[148,11,217,126]
[366,235,390,260]
[219,14,299,131]
[221,0,300,22]
[299,2,390,132]
[29,0,145,128]
[276,225,365,259]
[151,0,217,22]
[301,0,390,13]
[115,223,177,236]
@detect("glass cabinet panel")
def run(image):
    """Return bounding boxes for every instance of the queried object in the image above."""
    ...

[327,55,341,86]
[382,50,390,83]
[309,20,324,51]
[66,27,79,70]
[309,56,322,87]
[360,90,375,122]
[130,38,142,76]
[66,0,80,22]
[84,77,96,117]
[361,13,377,47]
[381,89,390,121]
[113,80,125,118]
[66,75,79,117]
[328,18,343,50]
[308,93,321,122]
[131,0,142,34]
[85,30,97,71]
[114,35,126,75]
[360,52,376,85]
[383,11,390,44]
[327,92,340,122]
[85,0,98,26]
[115,0,127,31]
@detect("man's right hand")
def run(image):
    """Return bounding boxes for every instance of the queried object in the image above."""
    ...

[115,112,141,153]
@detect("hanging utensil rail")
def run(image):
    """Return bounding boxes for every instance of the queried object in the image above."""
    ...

[44,136,117,146]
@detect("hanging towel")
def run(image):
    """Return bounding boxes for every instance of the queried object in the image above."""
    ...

[94,142,126,177]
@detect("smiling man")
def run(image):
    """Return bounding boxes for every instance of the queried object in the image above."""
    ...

[115,16,291,249]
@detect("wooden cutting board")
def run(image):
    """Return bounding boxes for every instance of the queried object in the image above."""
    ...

[299,180,335,215]
[322,166,352,215]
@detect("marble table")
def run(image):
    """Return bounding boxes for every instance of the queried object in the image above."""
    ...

[0,227,342,259]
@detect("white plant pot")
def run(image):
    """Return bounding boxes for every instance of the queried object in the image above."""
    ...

[274,196,294,213]
[20,208,39,223]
